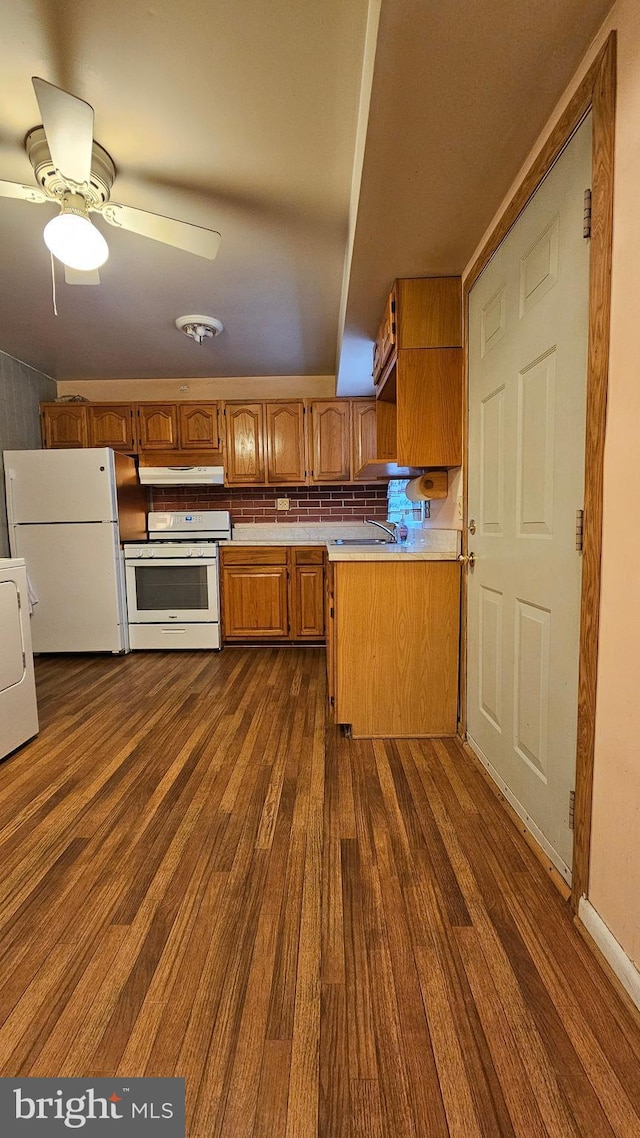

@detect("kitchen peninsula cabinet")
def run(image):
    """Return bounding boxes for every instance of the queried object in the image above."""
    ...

[328,556,460,737]
[220,545,326,641]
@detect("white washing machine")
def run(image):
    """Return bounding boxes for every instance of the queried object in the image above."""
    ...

[0,558,39,760]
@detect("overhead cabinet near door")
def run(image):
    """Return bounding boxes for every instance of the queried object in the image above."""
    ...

[361,276,464,478]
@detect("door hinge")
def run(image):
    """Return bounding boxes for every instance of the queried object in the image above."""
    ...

[569,789,576,830]
[17,591,22,610]
[583,188,592,239]
[575,509,584,553]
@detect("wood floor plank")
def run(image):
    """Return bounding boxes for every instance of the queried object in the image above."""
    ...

[0,649,637,1138]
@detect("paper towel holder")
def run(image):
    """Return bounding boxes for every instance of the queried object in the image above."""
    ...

[405,470,448,501]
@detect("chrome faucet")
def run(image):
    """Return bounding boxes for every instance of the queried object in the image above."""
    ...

[364,518,397,543]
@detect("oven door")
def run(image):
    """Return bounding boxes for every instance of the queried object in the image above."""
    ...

[125,557,219,623]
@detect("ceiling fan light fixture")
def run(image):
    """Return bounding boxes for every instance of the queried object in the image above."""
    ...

[175,314,224,344]
[43,205,109,271]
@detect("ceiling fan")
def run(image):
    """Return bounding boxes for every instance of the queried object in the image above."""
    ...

[0,78,221,284]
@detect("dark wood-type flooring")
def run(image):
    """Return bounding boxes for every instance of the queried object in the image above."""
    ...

[1,647,639,1135]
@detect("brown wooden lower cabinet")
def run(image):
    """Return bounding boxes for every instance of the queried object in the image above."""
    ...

[220,546,326,642]
[328,559,460,738]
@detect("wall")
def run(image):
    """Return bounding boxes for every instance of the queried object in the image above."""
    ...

[153,483,388,524]
[0,351,56,555]
[464,1,640,968]
[56,375,336,402]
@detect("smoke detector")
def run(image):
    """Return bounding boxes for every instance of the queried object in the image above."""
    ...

[175,314,224,344]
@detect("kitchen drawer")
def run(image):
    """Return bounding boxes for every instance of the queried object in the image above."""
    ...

[292,546,325,565]
[221,546,288,566]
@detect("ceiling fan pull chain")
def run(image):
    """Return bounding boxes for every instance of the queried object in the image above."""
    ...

[50,252,58,317]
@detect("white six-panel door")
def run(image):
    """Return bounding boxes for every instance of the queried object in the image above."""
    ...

[467,115,592,882]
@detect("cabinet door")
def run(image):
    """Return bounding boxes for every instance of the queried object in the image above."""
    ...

[351,400,378,476]
[310,400,351,483]
[138,404,178,450]
[224,403,265,484]
[178,403,221,452]
[291,564,325,639]
[222,565,288,638]
[373,286,396,384]
[87,404,136,451]
[41,405,88,448]
[266,402,306,484]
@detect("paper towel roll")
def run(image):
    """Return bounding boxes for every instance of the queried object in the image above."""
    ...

[405,471,448,501]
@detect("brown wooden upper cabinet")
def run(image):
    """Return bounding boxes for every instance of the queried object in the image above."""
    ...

[138,404,179,451]
[88,403,136,452]
[374,276,463,470]
[310,400,351,483]
[351,400,377,479]
[178,402,221,452]
[41,396,379,482]
[374,276,462,384]
[224,402,265,485]
[265,402,306,484]
[373,288,397,385]
[41,404,88,449]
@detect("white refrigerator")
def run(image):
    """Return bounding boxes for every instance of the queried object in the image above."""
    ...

[4,448,144,654]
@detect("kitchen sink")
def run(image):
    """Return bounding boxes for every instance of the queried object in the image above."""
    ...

[330,538,393,546]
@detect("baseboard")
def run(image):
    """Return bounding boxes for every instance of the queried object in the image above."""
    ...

[577,898,640,1015]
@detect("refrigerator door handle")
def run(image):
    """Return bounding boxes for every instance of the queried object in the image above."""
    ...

[5,469,16,534]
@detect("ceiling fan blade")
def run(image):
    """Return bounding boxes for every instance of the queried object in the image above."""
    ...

[100,202,221,260]
[65,266,101,285]
[32,77,94,186]
[0,179,47,204]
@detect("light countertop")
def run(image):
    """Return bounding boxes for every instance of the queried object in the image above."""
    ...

[326,546,459,562]
[226,524,461,560]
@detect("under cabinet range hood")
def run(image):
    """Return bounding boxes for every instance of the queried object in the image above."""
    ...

[137,466,224,486]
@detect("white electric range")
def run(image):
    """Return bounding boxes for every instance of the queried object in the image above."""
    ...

[124,510,231,650]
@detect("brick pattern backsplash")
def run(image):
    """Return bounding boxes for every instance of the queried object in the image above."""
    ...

[152,484,388,523]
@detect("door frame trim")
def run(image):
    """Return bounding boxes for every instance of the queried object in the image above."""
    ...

[459,32,616,912]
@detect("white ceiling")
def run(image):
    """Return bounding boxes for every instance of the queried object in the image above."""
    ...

[0,0,612,388]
